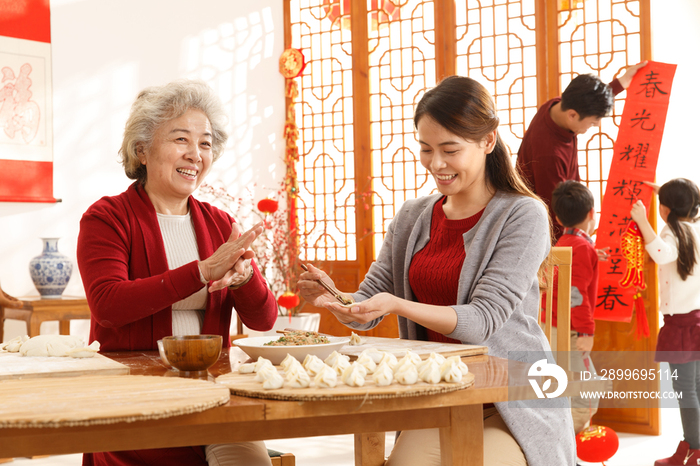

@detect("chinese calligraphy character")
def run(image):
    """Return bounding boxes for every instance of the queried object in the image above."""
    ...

[636,70,669,98]
[630,109,656,131]
[618,143,649,169]
[611,180,643,203]
[597,285,629,311]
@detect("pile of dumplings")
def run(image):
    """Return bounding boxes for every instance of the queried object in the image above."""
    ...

[238,348,468,390]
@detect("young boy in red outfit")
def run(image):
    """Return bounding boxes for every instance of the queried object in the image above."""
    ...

[545,180,600,433]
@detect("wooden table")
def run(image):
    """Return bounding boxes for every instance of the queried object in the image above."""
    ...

[0,348,608,465]
[0,296,90,341]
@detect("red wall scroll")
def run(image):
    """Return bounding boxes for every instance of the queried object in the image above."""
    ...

[594,61,677,322]
[0,0,55,203]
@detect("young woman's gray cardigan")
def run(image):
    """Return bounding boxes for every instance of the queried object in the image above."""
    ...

[348,191,576,466]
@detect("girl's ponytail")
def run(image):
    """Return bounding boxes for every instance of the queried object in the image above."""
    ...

[658,179,700,281]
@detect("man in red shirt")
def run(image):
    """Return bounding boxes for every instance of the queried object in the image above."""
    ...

[516,62,647,239]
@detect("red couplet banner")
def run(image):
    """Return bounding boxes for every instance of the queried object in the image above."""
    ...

[594,61,677,322]
[0,0,55,203]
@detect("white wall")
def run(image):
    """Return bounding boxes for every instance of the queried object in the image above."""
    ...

[650,0,700,187]
[1,0,285,340]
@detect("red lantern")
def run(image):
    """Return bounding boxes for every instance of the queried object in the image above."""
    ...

[576,425,619,464]
[277,291,300,309]
[257,198,279,214]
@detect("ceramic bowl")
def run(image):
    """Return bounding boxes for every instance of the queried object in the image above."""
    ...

[233,335,350,365]
[161,335,222,373]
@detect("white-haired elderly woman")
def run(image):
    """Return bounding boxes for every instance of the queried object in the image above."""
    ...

[77,80,278,466]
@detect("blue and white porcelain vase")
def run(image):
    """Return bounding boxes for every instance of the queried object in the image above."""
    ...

[28,237,73,299]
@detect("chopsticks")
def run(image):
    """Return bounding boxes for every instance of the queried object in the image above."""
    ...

[300,263,353,305]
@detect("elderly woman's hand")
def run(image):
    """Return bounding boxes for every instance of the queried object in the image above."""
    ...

[198,221,264,291]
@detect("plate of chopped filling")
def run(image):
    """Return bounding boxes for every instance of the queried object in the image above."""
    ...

[233,331,350,365]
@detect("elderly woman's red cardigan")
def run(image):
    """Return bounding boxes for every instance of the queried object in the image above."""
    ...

[77,182,277,466]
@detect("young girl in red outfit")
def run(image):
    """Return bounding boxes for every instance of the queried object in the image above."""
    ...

[630,178,700,466]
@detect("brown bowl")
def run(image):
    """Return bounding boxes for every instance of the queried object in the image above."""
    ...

[161,335,222,374]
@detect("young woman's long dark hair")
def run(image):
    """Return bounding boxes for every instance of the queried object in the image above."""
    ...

[658,178,700,280]
[413,75,537,200]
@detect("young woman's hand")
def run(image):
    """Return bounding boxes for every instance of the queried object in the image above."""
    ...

[325,293,397,324]
[297,263,353,312]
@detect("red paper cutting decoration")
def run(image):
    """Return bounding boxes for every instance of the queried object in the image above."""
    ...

[619,221,646,290]
[322,0,401,31]
[257,198,279,214]
[576,425,619,465]
[279,48,306,79]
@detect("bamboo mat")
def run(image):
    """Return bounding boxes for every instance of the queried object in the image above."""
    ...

[216,370,474,401]
[0,375,230,428]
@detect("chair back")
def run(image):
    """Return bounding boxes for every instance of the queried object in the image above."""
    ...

[541,246,572,369]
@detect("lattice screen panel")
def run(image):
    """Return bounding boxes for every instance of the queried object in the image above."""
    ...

[368,0,437,255]
[454,0,538,157]
[290,1,358,261]
[558,0,642,208]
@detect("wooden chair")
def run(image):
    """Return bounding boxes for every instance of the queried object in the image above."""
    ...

[268,449,295,466]
[541,246,573,370]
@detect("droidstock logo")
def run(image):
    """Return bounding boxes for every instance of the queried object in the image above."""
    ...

[528,359,568,399]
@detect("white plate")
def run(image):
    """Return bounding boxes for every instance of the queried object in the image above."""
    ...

[233,335,350,365]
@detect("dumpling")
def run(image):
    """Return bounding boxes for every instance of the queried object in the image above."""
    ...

[314,365,338,388]
[378,352,398,371]
[359,348,384,364]
[418,359,441,384]
[418,352,446,371]
[254,365,279,382]
[238,363,256,374]
[349,332,363,346]
[395,351,420,372]
[1,335,28,353]
[440,360,463,383]
[394,363,418,385]
[283,358,304,374]
[372,362,394,386]
[331,357,351,376]
[324,350,343,366]
[356,353,377,374]
[262,370,284,389]
[284,367,311,388]
[443,355,469,376]
[254,357,274,373]
[397,350,422,368]
[280,354,300,371]
[303,355,327,376]
[342,362,366,387]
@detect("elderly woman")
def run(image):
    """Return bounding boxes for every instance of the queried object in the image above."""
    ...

[77,80,277,466]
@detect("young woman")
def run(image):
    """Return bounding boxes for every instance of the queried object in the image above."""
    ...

[299,76,575,465]
[630,178,700,466]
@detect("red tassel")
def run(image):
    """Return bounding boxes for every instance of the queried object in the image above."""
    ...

[634,292,650,339]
